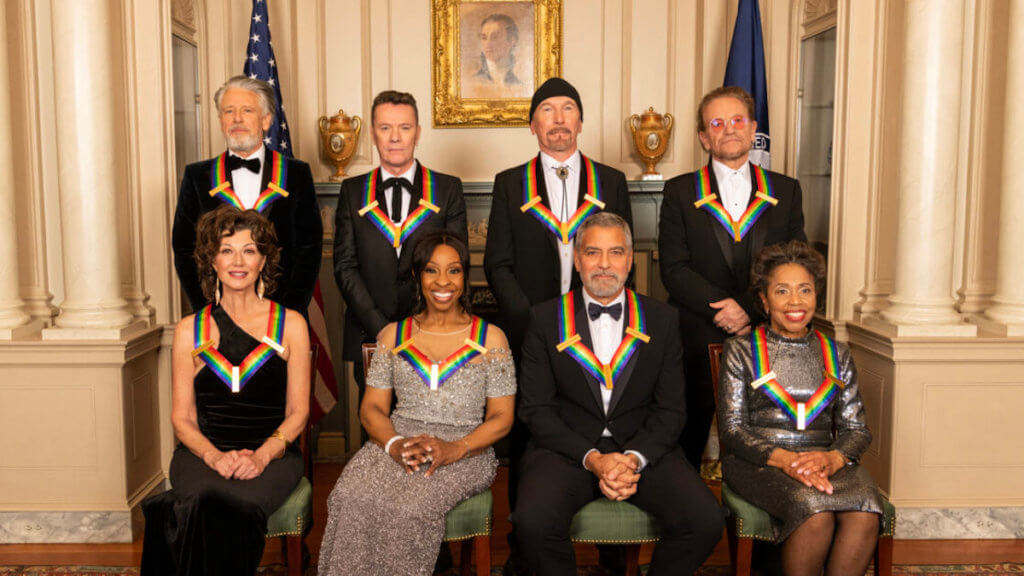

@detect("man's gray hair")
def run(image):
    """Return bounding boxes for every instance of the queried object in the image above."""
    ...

[575,211,633,252]
[213,75,276,118]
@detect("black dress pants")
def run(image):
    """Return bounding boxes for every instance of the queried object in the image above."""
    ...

[512,442,724,576]
[679,346,717,468]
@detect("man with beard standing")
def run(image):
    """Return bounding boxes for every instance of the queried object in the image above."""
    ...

[484,77,633,574]
[513,212,723,575]
[659,86,806,470]
[173,75,322,313]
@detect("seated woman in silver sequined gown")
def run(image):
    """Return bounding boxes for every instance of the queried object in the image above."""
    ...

[318,231,516,575]
[718,240,884,576]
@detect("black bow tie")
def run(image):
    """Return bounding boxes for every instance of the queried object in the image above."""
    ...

[382,177,414,192]
[227,155,261,174]
[587,302,622,321]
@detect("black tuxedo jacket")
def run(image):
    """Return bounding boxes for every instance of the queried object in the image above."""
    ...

[518,290,686,468]
[484,154,633,353]
[333,163,467,361]
[172,148,324,313]
[658,161,805,350]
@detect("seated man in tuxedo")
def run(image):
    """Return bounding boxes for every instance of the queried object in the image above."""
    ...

[333,90,467,393]
[513,212,724,576]
[173,75,322,313]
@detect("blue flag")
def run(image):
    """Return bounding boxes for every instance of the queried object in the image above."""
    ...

[243,0,291,156]
[724,0,770,168]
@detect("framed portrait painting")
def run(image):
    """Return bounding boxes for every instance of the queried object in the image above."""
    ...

[432,0,562,127]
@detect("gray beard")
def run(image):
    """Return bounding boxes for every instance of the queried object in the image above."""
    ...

[226,132,263,155]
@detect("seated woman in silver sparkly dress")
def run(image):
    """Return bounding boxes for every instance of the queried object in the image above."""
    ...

[318,230,516,575]
[718,240,884,576]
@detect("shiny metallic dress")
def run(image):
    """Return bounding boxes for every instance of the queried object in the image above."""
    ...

[318,342,516,575]
[718,327,884,541]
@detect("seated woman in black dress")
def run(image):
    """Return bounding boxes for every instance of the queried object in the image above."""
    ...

[142,205,310,575]
[718,240,884,576]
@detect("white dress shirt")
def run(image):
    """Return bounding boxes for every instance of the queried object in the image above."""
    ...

[580,288,648,471]
[381,160,417,257]
[228,146,266,209]
[711,159,752,222]
[539,150,581,294]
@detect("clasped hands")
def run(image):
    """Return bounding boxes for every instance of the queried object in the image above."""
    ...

[204,449,269,480]
[770,448,847,494]
[388,434,469,477]
[586,452,641,501]
[710,298,751,335]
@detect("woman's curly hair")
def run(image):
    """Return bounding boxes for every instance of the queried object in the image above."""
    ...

[750,240,826,304]
[194,205,281,302]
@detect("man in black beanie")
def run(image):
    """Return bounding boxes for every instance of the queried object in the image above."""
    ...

[485,77,633,575]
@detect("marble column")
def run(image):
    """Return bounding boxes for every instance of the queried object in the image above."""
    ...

[874,0,975,336]
[979,0,1024,336]
[0,3,38,339]
[44,0,133,334]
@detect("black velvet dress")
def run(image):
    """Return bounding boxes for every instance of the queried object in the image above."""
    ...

[141,305,303,575]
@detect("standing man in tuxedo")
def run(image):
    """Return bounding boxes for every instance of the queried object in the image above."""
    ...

[485,77,633,358]
[513,212,723,576]
[334,90,467,393]
[485,78,633,573]
[659,86,806,469]
[173,75,323,313]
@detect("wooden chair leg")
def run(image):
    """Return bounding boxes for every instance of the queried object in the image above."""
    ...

[727,522,753,576]
[874,535,893,576]
[285,534,303,576]
[474,534,491,576]
[624,544,641,576]
[456,540,472,576]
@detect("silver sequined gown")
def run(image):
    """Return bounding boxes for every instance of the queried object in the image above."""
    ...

[318,342,516,575]
[718,328,884,541]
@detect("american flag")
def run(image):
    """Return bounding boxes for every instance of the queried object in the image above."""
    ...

[244,0,338,422]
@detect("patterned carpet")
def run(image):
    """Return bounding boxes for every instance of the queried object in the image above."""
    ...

[2,565,1024,576]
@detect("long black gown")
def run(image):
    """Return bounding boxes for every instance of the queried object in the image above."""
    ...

[141,305,303,575]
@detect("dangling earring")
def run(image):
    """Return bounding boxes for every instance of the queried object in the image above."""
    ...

[215,278,221,306]
[257,276,265,301]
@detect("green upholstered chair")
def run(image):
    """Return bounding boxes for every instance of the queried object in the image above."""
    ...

[364,343,494,576]
[443,488,494,576]
[569,499,661,576]
[266,345,319,576]
[722,481,895,576]
[709,344,896,576]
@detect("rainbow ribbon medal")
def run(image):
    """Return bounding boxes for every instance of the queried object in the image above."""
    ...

[693,163,778,242]
[358,165,440,248]
[208,150,289,212]
[392,317,489,390]
[749,326,844,430]
[192,302,286,393]
[555,290,650,390]
[520,154,606,244]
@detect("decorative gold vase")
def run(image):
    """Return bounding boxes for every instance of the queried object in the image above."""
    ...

[629,107,674,180]
[318,109,362,182]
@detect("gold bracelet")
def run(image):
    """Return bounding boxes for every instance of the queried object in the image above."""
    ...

[270,429,290,448]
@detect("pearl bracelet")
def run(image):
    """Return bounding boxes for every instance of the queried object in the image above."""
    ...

[383,435,405,456]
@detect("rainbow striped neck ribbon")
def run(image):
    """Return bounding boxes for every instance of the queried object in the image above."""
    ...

[556,290,650,390]
[693,163,778,242]
[208,150,289,212]
[520,154,606,245]
[748,325,845,430]
[358,165,440,248]
[391,316,489,391]
[191,302,287,393]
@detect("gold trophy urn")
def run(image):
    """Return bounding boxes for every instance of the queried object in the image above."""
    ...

[629,107,674,180]
[319,109,362,182]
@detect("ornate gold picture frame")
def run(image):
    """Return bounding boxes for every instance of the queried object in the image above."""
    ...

[432,0,562,128]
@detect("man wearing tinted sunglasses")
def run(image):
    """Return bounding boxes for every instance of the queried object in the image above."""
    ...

[658,86,807,470]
